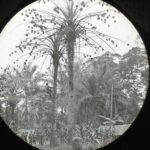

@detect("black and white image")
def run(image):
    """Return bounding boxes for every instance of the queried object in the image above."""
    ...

[0,0,149,150]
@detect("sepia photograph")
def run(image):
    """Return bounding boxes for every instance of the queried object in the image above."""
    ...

[0,0,149,150]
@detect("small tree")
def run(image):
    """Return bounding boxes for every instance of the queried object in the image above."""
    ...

[0,67,23,125]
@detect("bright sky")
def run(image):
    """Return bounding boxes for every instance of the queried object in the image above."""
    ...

[0,0,146,72]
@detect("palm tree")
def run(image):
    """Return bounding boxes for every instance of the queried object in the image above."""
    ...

[13,63,45,127]
[13,31,65,145]
[46,35,65,146]
[40,0,120,141]
[34,0,128,87]
[16,0,130,142]
[0,67,24,125]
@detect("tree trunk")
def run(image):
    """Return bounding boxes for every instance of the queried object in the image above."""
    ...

[5,102,11,125]
[66,38,77,144]
[0,103,2,116]
[11,105,15,121]
[67,39,74,91]
[25,94,28,128]
[51,58,59,147]
[110,84,113,136]
[110,84,113,120]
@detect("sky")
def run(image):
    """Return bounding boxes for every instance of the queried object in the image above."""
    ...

[0,0,146,72]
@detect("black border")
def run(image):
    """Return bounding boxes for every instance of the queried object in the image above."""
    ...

[0,0,150,150]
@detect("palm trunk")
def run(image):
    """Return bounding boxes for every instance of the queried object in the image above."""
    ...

[24,86,29,125]
[0,104,2,116]
[25,93,28,128]
[51,60,59,147]
[11,105,15,121]
[67,40,74,91]
[5,102,11,125]
[110,84,113,136]
[110,84,113,120]
[66,37,77,143]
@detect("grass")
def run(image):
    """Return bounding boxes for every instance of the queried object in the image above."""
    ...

[37,145,72,150]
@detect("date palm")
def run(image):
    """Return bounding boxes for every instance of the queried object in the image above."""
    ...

[35,0,120,90]
[13,63,44,125]
[0,67,24,125]
[16,0,130,142]
[12,31,65,145]
[36,0,120,141]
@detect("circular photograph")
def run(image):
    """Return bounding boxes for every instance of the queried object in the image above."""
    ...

[0,0,149,150]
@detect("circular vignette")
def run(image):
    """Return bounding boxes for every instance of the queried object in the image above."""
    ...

[0,0,149,150]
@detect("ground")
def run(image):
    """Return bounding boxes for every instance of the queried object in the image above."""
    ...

[37,145,72,150]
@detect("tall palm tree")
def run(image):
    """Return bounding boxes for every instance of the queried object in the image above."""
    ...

[13,31,65,145]
[46,35,65,146]
[40,0,119,141]
[16,0,130,142]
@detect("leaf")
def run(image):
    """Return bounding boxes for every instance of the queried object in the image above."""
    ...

[101,13,106,17]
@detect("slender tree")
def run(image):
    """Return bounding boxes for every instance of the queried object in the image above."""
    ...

[11,29,65,145]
